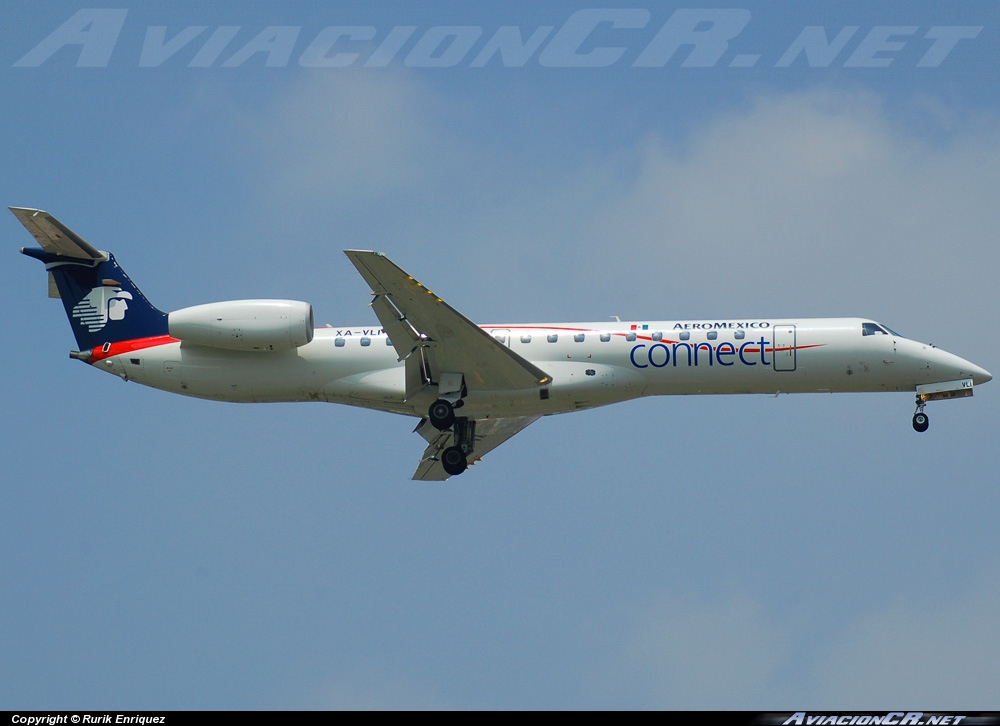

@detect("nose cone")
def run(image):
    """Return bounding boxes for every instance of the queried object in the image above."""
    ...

[942,351,993,386]
[933,347,992,386]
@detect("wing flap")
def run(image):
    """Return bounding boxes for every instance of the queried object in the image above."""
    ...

[370,291,429,398]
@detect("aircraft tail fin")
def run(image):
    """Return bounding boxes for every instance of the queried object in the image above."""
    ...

[13,207,169,351]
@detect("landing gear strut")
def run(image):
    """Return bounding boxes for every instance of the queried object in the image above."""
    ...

[440,418,476,476]
[912,397,929,433]
[426,379,474,474]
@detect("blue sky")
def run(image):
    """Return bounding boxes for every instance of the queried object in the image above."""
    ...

[2,1,999,710]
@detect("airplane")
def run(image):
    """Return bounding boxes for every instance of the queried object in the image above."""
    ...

[13,206,992,480]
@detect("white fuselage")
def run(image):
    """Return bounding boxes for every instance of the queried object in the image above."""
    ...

[89,317,991,420]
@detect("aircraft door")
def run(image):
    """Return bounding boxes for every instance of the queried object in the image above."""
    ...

[773,325,796,372]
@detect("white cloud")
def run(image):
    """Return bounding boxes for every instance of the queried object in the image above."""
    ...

[578,89,1000,329]
[608,592,794,709]
[250,70,444,209]
[295,664,458,710]
[605,569,1000,708]
[232,79,1000,342]
[809,572,1000,708]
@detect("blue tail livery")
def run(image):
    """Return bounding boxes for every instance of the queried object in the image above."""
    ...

[13,207,167,352]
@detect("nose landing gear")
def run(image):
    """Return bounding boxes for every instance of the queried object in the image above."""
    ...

[910,378,976,433]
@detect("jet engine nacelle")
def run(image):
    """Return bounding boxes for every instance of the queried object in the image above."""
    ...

[168,299,314,352]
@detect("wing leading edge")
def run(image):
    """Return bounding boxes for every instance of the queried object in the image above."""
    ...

[344,250,550,397]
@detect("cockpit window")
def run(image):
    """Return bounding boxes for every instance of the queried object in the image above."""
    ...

[862,322,888,336]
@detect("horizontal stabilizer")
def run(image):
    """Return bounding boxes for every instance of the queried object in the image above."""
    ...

[10,207,105,260]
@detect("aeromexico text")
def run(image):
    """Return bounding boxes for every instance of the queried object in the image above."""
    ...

[672,321,770,330]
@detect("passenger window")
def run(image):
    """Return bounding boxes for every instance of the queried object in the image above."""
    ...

[651,332,662,341]
[360,337,371,346]
[734,330,745,340]
[520,334,532,344]
[679,332,690,341]
[574,333,585,343]
[386,338,393,346]
[600,333,611,343]
[626,332,636,342]
[335,338,345,347]
[707,331,718,340]
[547,334,558,343]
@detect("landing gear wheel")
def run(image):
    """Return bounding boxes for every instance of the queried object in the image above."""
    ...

[912,412,929,433]
[441,445,468,476]
[428,399,456,430]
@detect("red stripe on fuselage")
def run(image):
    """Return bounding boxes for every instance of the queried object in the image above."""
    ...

[85,333,824,367]
[89,335,179,364]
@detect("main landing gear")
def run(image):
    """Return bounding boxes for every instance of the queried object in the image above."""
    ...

[428,398,473,476]
[428,398,457,431]
[912,398,929,433]
[440,445,468,476]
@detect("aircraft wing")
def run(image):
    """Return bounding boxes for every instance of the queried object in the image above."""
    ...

[345,250,551,397]
[9,207,105,260]
[411,415,540,481]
